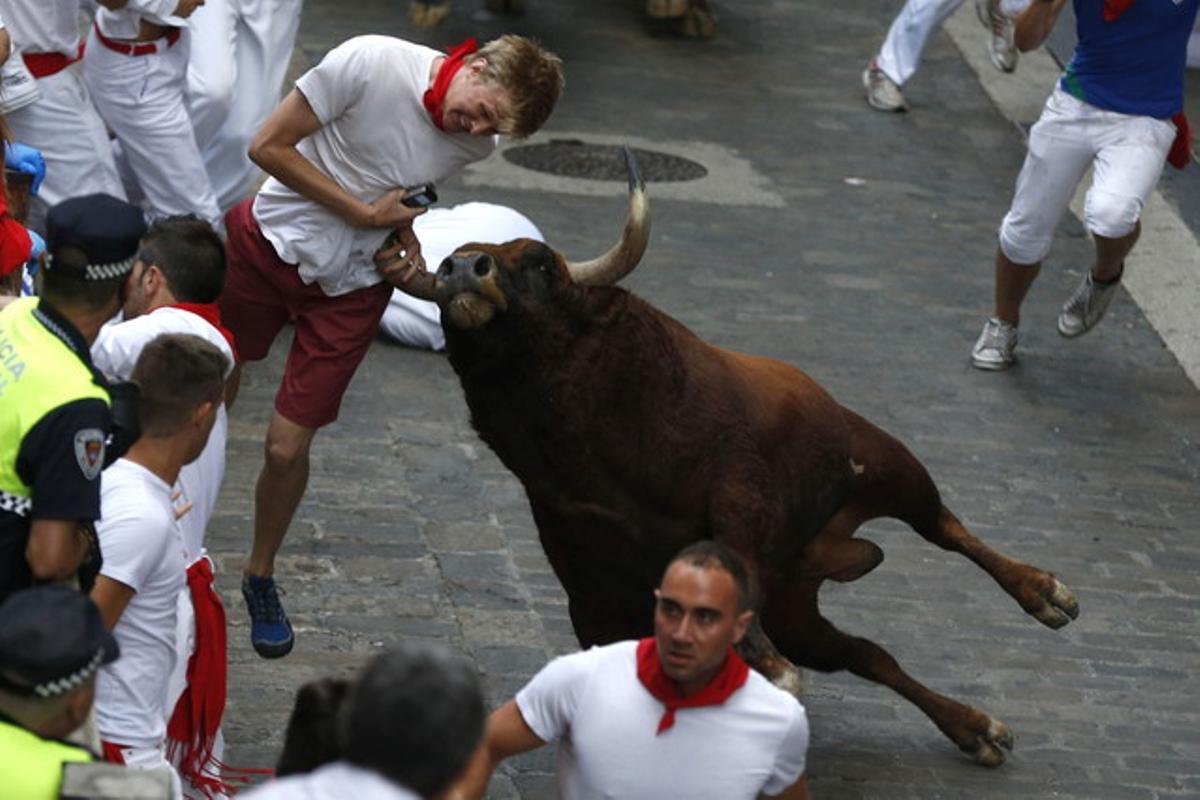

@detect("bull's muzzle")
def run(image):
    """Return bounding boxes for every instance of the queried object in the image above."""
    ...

[438,251,508,329]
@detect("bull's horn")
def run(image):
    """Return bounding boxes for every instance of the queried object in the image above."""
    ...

[565,146,651,287]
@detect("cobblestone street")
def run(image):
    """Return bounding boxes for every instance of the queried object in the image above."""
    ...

[213,0,1200,797]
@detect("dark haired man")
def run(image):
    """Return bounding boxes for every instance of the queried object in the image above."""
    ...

[0,193,145,603]
[248,642,486,799]
[460,541,812,800]
[89,216,237,797]
[90,333,227,791]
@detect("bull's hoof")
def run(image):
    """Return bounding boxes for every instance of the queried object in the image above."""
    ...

[968,717,1014,767]
[408,0,451,27]
[646,0,687,18]
[1032,577,1079,630]
[680,5,716,38]
[485,0,525,14]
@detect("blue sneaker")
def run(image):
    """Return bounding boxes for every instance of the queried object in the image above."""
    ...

[242,574,294,658]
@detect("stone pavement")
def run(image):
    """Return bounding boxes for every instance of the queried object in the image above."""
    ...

[212,1,1200,797]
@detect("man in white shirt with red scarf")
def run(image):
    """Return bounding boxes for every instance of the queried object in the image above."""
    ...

[219,33,563,661]
[90,217,236,798]
[459,541,812,800]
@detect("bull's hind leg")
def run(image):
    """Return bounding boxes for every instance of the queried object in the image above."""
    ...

[763,584,1015,766]
[844,409,1079,629]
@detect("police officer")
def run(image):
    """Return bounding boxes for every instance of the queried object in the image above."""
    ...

[0,194,146,602]
[0,584,119,798]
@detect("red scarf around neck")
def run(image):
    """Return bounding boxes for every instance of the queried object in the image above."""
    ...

[168,302,239,362]
[636,637,750,735]
[423,38,479,131]
[1103,0,1137,22]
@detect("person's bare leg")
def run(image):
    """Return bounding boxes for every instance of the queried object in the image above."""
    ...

[994,246,1041,325]
[247,412,317,577]
[1091,222,1138,283]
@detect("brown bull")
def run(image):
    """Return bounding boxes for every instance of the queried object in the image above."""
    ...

[393,150,1079,766]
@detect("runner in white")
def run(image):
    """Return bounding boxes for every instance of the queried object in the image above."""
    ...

[460,542,812,800]
[186,0,304,211]
[91,218,236,799]
[90,334,227,798]
[83,0,220,227]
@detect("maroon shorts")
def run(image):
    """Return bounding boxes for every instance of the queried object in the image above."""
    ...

[219,199,391,429]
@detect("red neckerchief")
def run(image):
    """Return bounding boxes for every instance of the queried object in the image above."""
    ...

[635,637,750,735]
[167,558,230,797]
[1169,112,1192,170]
[1102,0,1137,21]
[422,38,478,131]
[168,302,239,362]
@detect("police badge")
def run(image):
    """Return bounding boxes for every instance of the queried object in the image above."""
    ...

[73,428,106,481]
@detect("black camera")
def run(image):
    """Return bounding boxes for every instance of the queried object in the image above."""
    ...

[401,183,438,208]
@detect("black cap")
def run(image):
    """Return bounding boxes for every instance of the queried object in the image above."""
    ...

[45,193,147,281]
[0,585,119,698]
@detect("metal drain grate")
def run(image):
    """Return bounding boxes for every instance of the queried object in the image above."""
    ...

[502,140,708,182]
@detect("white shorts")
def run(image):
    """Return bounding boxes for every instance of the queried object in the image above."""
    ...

[998,87,1176,265]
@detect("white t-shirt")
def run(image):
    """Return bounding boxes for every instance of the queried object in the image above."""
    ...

[516,641,810,800]
[245,761,421,800]
[91,306,234,560]
[253,35,497,297]
[95,458,186,750]
[380,202,544,350]
[2,0,81,55]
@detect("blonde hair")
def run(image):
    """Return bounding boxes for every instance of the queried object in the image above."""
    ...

[476,35,564,138]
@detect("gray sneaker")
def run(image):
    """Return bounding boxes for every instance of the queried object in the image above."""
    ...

[975,0,1017,73]
[1057,271,1120,338]
[862,61,907,112]
[971,317,1018,370]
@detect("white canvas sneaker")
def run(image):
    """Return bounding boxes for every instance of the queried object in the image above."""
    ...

[1058,271,1121,338]
[862,61,907,112]
[971,317,1018,370]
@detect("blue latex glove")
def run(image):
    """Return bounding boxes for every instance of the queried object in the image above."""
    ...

[25,229,44,275]
[4,141,46,197]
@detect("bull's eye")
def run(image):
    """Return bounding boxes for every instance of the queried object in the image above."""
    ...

[473,255,491,277]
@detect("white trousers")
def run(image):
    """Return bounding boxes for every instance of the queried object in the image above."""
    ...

[83,28,221,228]
[875,0,1031,85]
[876,0,965,85]
[187,0,304,211]
[999,87,1176,265]
[5,64,125,225]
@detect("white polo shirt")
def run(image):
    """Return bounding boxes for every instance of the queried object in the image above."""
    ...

[94,458,186,750]
[253,35,497,297]
[516,640,810,800]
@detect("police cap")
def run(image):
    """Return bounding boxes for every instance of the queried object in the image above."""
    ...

[0,585,119,698]
[44,193,147,281]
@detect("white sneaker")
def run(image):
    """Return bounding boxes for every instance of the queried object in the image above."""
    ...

[1057,271,1121,338]
[975,0,1017,73]
[862,61,907,112]
[971,317,1018,370]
